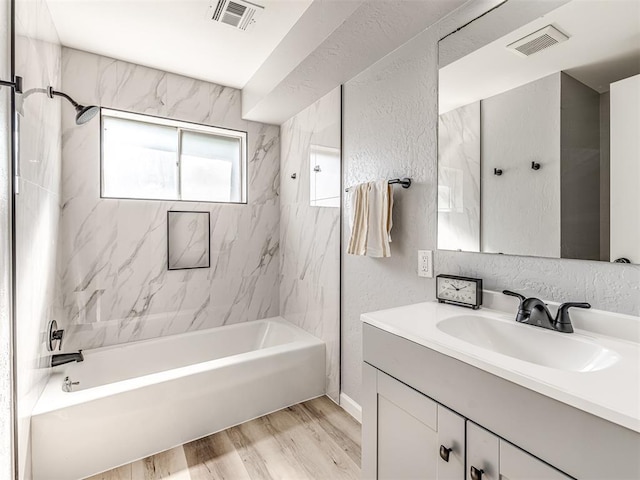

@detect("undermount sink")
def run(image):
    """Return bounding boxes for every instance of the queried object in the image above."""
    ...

[436,315,620,372]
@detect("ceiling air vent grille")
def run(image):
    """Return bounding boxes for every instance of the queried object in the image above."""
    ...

[208,0,264,31]
[507,25,569,57]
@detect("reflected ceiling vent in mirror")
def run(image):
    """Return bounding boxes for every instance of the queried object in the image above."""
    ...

[507,25,569,57]
[207,0,264,31]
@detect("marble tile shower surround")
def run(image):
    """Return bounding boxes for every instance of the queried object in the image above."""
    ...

[14,0,63,476]
[437,102,480,252]
[280,87,341,402]
[59,48,280,350]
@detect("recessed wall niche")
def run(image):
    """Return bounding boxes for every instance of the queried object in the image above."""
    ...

[167,211,211,270]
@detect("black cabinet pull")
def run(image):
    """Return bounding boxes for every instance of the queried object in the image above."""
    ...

[439,445,452,462]
[470,466,484,480]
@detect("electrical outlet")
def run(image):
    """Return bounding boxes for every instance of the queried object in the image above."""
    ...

[418,250,433,278]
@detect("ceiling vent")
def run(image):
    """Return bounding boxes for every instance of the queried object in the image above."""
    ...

[207,0,264,31]
[507,25,569,57]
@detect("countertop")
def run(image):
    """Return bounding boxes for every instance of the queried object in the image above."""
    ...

[361,296,640,433]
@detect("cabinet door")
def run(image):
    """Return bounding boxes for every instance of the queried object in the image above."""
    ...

[467,422,574,480]
[467,422,499,480]
[500,440,573,480]
[362,365,466,480]
[377,370,439,479]
[437,405,466,480]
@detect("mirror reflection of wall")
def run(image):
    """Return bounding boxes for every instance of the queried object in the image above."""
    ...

[438,0,640,264]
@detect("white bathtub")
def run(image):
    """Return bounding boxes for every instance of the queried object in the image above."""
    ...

[31,318,325,480]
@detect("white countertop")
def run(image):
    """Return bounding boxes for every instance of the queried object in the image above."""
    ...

[361,296,640,434]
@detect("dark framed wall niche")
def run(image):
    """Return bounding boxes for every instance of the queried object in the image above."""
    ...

[167,210,211,270]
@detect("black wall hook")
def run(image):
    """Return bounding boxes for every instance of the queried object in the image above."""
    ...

[494,168,503,176]
[531,161,541,170]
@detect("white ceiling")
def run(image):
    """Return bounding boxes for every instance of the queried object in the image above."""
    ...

[46,0,313,89]
[439,0,640,114]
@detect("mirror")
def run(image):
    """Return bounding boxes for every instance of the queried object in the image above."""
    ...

[438,0,640,264]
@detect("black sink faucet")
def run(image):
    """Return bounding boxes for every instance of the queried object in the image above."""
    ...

[51,350,84,367]
[503,290,590,333]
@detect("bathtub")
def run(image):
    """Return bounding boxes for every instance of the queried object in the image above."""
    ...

[31,318,325,480]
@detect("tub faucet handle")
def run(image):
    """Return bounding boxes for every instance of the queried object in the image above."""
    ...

[47,320,65,351]
[62,376,80,392]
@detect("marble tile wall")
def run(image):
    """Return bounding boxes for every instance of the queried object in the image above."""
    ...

[437,102,480,252]
[59,48,280,350]
[280,87,341,402]
[14,0,63,477]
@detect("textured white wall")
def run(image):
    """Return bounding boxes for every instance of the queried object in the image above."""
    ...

[342,29,435,405]
[342,1,640,405]
[280,87,341,401]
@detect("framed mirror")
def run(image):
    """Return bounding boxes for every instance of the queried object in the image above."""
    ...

[437,0,640,264]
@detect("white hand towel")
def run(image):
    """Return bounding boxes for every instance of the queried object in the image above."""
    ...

[347,180,394,257]
[347,183,370,256]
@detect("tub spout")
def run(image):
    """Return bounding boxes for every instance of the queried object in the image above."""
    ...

[51,350,83,367]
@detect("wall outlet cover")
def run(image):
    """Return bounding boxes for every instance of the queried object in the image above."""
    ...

[418,250,433,278]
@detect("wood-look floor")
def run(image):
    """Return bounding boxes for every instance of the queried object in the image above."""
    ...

[86,396,361,480]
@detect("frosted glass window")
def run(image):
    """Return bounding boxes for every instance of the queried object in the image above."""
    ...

[101,109,246,203]
[181,131,241,202]
[103,117,179,200]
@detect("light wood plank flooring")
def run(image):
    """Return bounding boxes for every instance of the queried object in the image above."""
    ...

[86,396,361,480]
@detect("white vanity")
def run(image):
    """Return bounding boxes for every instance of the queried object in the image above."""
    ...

[361,293,640,479]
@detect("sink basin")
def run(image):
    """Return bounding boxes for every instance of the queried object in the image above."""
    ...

[436,315,620,372]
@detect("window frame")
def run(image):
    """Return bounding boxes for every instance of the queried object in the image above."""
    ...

[100,108,248,204]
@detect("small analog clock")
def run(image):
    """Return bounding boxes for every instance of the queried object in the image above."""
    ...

[436,274,483,309]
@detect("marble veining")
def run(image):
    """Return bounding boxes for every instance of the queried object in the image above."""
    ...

[168,212,210,270]
[437,101,480,252]
[280,87,341,402]
[59,48,281,351]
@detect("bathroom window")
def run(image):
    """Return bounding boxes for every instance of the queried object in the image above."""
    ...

[101,109,247,203]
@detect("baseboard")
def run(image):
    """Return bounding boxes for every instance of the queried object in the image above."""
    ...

[339,392,362,423]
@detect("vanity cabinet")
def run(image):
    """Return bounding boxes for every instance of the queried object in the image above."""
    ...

[363,363,572,480]
[362,321,640,479]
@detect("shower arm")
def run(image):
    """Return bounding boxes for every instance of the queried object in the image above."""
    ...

[47,86,80,108]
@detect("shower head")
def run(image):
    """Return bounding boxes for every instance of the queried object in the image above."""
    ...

[47,86,99,125]
[75,104,99,125]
